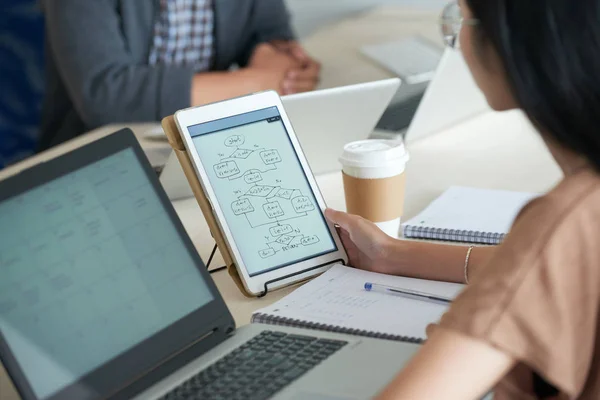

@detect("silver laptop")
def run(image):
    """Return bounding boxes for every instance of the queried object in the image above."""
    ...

[160,79,400,201]
[375,48,490,143]
[0,129,419,400]
[404,48,490,144]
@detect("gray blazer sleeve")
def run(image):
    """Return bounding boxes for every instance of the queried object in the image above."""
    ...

[252,0,296,42]
[236,0,297,67]
[43,0,194,129]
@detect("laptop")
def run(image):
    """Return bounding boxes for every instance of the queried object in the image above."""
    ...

[0,129,420,400]
[160,79,400,201]
[374,48,490,143]
[404,48,490,144]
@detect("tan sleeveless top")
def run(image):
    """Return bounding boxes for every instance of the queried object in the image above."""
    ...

[439,168,600,399]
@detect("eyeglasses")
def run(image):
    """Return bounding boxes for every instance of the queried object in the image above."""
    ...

[440,1,479,48]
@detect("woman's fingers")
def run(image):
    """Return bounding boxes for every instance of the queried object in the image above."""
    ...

[426,323,439,337]
[338,225,362,268]
[339,227,357,251]
[325,208,356,232]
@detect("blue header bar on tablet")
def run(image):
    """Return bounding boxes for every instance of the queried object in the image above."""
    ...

[188,106,280,137]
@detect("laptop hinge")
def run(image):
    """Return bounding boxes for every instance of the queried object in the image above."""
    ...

[109,318,233,400]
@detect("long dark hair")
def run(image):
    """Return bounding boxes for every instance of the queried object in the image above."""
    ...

[466,0,600,171]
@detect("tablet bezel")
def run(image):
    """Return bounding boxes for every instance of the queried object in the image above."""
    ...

[175,91,348,295]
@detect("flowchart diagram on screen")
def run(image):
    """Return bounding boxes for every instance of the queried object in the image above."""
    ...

[212,133,321,259]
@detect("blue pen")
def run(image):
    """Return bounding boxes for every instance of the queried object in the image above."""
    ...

[364,282,452,305]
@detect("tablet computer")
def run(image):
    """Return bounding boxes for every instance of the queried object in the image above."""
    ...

[175,91,348,295]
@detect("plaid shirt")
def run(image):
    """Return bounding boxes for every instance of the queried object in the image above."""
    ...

[149,0,215,71]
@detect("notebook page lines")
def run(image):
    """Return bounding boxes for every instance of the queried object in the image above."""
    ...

[257,265,464,339]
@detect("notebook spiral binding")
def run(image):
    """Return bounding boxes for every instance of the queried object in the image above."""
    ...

[403,225,505,245]
[251,313,423,344]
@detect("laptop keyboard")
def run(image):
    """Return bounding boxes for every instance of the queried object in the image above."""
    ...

[160,331,348,400]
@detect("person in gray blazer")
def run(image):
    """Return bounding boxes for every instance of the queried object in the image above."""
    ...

[39,0,320,151]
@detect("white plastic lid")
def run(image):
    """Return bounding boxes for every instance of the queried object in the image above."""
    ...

[339,139,409,169]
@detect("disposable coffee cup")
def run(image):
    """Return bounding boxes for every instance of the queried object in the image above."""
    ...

[339,140,409,237]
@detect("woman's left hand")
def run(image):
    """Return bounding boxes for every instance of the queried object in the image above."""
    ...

[325,208,398,274]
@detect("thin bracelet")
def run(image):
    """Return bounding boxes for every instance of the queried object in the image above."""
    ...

[464,246,475,284]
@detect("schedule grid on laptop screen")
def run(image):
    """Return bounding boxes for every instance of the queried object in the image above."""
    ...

[0,149,212,399]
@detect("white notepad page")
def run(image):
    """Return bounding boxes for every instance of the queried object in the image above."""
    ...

[253,265,464,340]
[403,186,538,235]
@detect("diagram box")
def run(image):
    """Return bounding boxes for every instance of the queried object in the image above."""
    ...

[291,196,315,213]
[263,201,285,218]
[269,224,294,237]
[246,185,275,197]
[260,150,282,165]
[224,135,245,147]
[301,235,320,246]
[230,148,253,159]
[214,161,240,178]
[244,172,263,184]
[276,235,294,245]
[231,199,254,215]
[275,188,293,200]
[259,248,276,258]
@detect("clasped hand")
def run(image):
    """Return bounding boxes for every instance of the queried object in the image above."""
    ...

[249,41,321,95]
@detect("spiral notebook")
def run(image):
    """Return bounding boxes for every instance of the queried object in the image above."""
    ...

[402,186,538,245]
[251,265,464,343]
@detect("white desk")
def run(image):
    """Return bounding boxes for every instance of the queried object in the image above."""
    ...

[303,6,443,89]
[0,124,171,180]
[0,6,562,399]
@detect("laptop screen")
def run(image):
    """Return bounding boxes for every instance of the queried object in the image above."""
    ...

[0,148,214,399]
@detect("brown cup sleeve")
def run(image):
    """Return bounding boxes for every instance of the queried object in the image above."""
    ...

[342,172,406,222]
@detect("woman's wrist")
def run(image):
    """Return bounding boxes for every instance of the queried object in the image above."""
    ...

[379,237,414,276]
[378,239,467,282]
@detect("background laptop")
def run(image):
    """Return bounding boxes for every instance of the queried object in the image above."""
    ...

[374,48,490,144]
[403,48,490,144]
[160,78,400,201]
[367,36,444,135]
[0,129,419,400]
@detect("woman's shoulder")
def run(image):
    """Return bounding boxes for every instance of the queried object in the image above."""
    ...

[457,167,600,298]
[510,168,600,249]
[462,167,600,294]
[440,169,600,397]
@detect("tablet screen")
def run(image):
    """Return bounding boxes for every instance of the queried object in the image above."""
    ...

[189,107,337,276]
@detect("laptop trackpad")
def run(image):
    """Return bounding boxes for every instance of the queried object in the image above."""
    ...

[275,338,420,399]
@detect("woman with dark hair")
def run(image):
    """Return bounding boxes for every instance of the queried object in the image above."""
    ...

[326,0,600,398]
